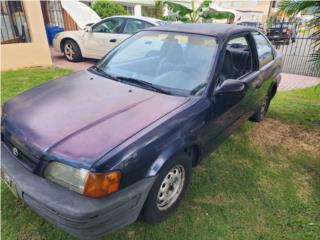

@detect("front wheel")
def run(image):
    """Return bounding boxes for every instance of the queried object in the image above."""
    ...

[63,40,82,62]
[142,152,192,223]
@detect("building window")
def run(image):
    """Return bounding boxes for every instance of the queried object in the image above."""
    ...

[47,1,64,27]
[1,0,31,44]
[141,6,155,17]
[123,5,134,16]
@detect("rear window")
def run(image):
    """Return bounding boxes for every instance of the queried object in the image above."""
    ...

[272,23,289,28]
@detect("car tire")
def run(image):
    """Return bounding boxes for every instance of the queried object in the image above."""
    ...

[63,39,82,62]
[287,36,292,45]
[142,152,192,223]
[250,94,271,122]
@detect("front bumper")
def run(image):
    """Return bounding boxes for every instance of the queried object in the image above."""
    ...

[1,143,156,239]
[52,37,62,53]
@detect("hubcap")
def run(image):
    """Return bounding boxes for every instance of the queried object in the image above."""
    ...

[157,164,185,211]
[64,43,75,60]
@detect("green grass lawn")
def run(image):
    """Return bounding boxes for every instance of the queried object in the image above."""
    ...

[1,68,320,240]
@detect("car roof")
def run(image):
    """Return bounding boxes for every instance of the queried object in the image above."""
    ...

[104,15,163,25]
[145,23,255,39]
[239,21,260,23]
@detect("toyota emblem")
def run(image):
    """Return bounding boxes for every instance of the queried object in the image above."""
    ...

[12,147,19,157]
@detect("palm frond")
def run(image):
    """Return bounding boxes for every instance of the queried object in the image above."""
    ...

[278,0,318,16]
[164,1,192,16]
[196,0,212,14]
[201,10,233,20]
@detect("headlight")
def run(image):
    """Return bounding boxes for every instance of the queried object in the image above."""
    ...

[44,162,121,197]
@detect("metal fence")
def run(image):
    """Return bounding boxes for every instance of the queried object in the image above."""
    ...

[268,23,319,77]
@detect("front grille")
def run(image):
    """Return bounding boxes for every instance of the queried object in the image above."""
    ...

[2,134,39,172]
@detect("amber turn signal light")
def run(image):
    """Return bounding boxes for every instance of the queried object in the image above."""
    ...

[83,171,121,197]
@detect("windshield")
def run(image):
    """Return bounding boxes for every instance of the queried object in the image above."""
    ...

[97,31,218,96]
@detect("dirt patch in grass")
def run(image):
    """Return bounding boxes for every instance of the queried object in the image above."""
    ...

[293,171,313,203]
[249,119,320,155]
[16,226,41,240]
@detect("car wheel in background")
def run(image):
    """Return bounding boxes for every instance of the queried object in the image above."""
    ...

[250,94,271,122]
[286,37,291,45]
[142,152,192,223]
[63,40,82,62]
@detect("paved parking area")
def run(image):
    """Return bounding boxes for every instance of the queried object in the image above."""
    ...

[51,48,96,71]
[51,48,319,91]
[279,73,320,91]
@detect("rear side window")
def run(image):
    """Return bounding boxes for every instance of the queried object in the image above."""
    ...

[252,32,273,68]
[123,19,153,34]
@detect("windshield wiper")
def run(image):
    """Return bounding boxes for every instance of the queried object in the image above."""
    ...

[190,83,207,95]
[116,76,172,95]
[89,66,121,82]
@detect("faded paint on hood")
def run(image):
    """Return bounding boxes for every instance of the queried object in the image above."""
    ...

[2,71,189,164]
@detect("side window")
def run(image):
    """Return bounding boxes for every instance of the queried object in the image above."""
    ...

[252,32,273,68]
[92,18,124,33]
[219,36,253,82]
[123,19,153,35]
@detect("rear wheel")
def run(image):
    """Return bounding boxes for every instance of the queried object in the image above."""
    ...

[142,152,192,223]
[63,39,82,62]
[250,95,271,122]
[286,36,291,45]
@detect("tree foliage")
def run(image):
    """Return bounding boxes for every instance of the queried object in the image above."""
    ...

[278,0,320,63]
[164,0,233,23]
[92,0,128,18]
[153,0,164,19]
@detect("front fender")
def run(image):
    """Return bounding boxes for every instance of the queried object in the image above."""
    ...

[146,132,199,177]
[58,31,84,52]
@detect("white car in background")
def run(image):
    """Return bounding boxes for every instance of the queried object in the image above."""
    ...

[53,16,165,62]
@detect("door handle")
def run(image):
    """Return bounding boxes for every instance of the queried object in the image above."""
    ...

[109,39,117,43]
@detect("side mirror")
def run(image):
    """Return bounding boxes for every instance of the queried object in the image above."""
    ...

[84,26,92,32]
[215,79,246,95]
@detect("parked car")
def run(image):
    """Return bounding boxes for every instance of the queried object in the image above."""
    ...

[236,21,264,33]
[52,15,165,61]
[2,23,282,239]
[266,22,297,45]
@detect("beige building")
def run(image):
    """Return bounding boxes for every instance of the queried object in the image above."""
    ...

[1,0,52,71]
[214,0,272,23]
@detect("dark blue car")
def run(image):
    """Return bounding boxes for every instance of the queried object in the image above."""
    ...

[1,23,282,239]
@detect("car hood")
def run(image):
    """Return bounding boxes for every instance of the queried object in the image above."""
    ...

[2,71,189,165]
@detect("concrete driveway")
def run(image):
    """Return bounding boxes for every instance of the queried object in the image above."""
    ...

[51,47,97,71]
[51,48,320,91]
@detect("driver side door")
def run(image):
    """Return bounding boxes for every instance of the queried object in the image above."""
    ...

[83,18,128,59]
[200,33,260,153]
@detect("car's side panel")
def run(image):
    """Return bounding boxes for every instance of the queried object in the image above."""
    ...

[82,32,129,59]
